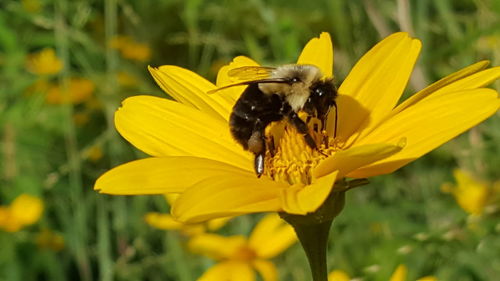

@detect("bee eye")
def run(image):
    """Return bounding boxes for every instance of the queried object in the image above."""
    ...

[291,77,300,83]
[316,88,323,96]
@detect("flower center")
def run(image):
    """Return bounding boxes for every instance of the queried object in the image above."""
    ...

[231,245,257,262]
[264,117,342,185]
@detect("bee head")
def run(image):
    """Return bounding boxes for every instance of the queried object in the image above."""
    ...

[303,79,337,123]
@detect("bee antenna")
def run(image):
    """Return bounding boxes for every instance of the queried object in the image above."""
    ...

[333,101,338,138]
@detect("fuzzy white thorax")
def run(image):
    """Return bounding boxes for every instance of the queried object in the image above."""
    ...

[258,64,322,111]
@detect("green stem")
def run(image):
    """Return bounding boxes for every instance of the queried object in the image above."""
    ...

[294,220,332,281]
[281,191,346,281]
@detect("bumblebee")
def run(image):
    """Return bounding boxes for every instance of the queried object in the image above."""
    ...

[211,64,338,177]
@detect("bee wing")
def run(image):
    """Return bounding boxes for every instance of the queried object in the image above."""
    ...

[207,66,279,94]
[207,78,289,94]
[227,66,276,81]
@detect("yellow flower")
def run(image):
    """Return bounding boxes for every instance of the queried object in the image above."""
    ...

[0,194,43,232]
[418,277,438,281]
[328,269,350,281]
[121,42,151,62]
[328,265,437,281]
[390,264,408,281]
[145,212,230,236]
[95,32,500,223]
[441,169,491,215]
[145,195,230,236]
[46,78,95,104]
[390,264,437,281]
[110,35,151,62]
[26,48,63,75]
[188,214,296,281]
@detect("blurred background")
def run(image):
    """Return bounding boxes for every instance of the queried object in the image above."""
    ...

[1,0,499,280]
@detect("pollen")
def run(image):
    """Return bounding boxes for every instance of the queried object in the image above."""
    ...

[264,119,340,185]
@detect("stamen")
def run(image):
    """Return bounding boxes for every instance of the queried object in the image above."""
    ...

[264,119,342,185]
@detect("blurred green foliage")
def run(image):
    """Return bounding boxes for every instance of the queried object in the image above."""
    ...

[1,0,499,280]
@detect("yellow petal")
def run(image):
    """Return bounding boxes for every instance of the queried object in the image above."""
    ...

[359,62,498,140]
[0,208,22,232]
[206,217,233,232]
[417,276,438,281]
[281,171,338,215]
[328,270,351,281]
[188,234,247,260]
[10,194,44,226]
[248,214,297,259]
[449,169,489,215]
[391,61,491,115]
[148,65,233,120]
[216,56,260,103]
[314,142,404,179]
[350,89,500,178]
[197,261,255,281]
[26,48,63,75]
[115,95,252,171]
[216,56,261,86]
[453,169,479,187]
[390,264,408,281]
[163,194,178,205]
[144,212,183,230]
[0,207,9,228]
[428,66,500,95]
[94,157,252,194]
[253,260,278,281]
[297,32,334,78]
[172,176,287,223]
[337,32,421,141]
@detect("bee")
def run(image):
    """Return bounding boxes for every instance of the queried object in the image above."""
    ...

[210,64,338,177]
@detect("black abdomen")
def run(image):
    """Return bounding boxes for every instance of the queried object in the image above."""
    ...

[229,84,286,150]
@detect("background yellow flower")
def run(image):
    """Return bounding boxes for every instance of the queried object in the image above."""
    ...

[188,214,297,281]
[0,194,43,232]
[144,195,230,236]
[45,77,95,104]
[327,265,438,281]
[110,35,151,62]
[26,48,63,75]
[328,270,350,281]
[441,169,495,215]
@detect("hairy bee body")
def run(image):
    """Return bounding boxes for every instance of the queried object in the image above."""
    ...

[215,64,338,177]
[229,83,288,151]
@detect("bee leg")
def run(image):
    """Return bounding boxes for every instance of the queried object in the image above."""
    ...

[313,122,319,132]
[254,153,265,178]
[332,101,338,138]
[288,112,317,150]
[322,134,329,147]
[268,136,276,157]
[248,128,266,177]
[318,111,330,147]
